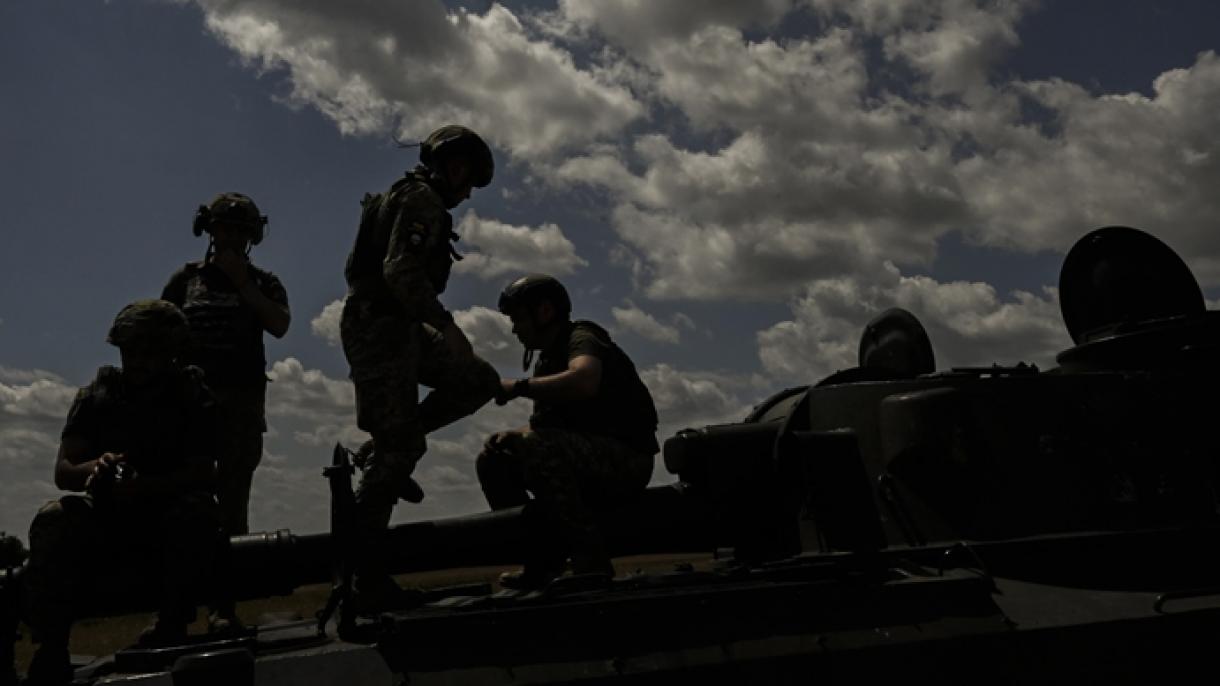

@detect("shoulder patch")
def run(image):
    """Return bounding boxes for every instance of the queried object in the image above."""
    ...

[407,221,428,247]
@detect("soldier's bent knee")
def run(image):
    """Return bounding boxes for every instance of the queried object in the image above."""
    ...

[29,497,88,536]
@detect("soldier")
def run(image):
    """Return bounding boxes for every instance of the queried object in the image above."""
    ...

[162,192,289,631]
[479,275,658,589]
[22,300,218,685]
[341,125,500,606]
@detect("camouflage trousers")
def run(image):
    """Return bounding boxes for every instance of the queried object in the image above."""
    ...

[341,301,499,532]
[22,492,219,647]
[476,428,654,573]
[210,382,266,537]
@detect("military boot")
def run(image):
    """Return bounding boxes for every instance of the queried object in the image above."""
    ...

[356,444,425,504]
[207,606,248,637]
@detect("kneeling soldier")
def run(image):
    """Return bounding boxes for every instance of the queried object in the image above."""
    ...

[22,300,218,685]
[480,275,658,589]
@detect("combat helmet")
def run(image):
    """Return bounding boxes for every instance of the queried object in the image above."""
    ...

[498,274,572,320]
[106,299,191,352]
[193,192,268,245]
[420,125,494,188]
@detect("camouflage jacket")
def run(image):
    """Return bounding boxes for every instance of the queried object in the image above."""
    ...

[344,167,459,329]
[162,260,288,388]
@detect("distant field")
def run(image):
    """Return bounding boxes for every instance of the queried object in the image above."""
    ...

[13,553,712,675]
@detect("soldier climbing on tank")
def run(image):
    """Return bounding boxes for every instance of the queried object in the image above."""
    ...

[161,191,289,633]
[480,275,658,589]
[340,125,501,609]
[21,300,219,685]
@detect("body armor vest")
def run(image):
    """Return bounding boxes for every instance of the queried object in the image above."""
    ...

[344,170,457,315]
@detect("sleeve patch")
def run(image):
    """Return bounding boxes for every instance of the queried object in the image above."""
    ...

[407,222,428,248]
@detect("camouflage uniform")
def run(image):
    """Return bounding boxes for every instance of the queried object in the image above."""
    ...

[23,364,218,671]
[162,260,287,536]
[341,167,499,534]
[476,320,657,574]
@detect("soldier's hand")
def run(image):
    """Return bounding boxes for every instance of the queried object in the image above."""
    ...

[85,452,125,493]
[442,321,474,360]
[211,247,251,288]
[95,452,126,475]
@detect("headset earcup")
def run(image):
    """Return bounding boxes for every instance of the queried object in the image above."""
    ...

[251,215,268,245]
[192,205,209,237]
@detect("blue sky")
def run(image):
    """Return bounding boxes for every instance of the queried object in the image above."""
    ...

[3,0,1218,536]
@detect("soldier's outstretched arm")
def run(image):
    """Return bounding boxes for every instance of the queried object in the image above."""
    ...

[503,355,603,403]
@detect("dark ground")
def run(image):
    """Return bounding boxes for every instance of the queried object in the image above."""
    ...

[12,553,712,675]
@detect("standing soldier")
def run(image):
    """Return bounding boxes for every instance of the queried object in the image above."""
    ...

[23,300,218,685]
[480,275,658,589]
[341,125,501,607]
[161,192,289,631]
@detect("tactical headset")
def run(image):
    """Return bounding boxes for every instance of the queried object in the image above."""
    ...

[192,194,269,246]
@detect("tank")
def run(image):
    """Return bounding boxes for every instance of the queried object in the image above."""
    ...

[4,225,1220,685]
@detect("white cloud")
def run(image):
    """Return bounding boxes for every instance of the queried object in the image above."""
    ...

[757,264,1072,382]
[194,0,644,159]
[949,52,1220,285]
[640,363,758,438]
[555,0,796,51]
[310,298,344,347]
[0,371,77,536]
[195,0,1220,300]
[454,305,520,372]
[558,131,958,300]
[266,357,356,423]
[0,376,77,419]
[611,300,681,344]
[0,367,66,386]
[454,211,587,280]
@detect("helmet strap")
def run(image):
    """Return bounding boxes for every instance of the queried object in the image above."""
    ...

[204,234,254,260]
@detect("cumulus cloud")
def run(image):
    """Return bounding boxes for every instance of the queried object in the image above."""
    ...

[310,298,344,347]
[809,0,1031,97]
[1,371,77,534]
[0,376,78,419]
[0,367,66,386]
[193,0,1220,300]
[548,0,1220,301]
[558,131,958,299]
[454,305,519,371]
[757,263,1072,382]
[554,0,796,51]
[194,0,643,159]
[611,301,681,344]
[642,363,752,431]
[949,52,1220,285]
[454,211,587,280]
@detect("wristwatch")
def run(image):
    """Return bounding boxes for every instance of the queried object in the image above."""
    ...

[513,378,531,399]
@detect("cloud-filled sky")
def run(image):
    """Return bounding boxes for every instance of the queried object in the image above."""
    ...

[3,0,1218,537]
